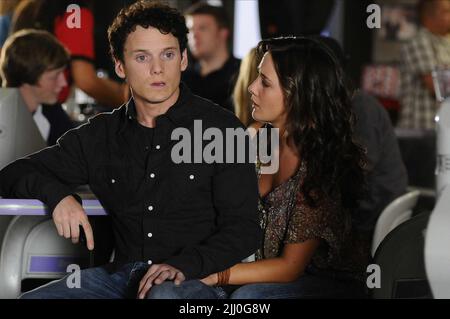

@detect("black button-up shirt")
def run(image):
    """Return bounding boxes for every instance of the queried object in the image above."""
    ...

[0,83,261,279]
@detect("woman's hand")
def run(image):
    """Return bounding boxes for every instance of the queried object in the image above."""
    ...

[200,273,218,286]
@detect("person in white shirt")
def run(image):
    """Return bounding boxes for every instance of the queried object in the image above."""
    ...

[0,29,74,145]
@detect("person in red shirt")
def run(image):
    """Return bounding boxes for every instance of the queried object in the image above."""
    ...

[12,0,127,108]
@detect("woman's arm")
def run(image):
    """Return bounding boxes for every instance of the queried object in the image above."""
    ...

[202,239,320,286]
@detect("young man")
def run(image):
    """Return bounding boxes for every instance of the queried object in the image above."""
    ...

[0,1,260,299]
[182,2,240,112]
[0,29,74,145]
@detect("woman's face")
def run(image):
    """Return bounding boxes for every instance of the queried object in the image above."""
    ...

[248,52,286,127]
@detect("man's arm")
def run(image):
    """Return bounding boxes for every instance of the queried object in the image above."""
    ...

[0,128,89,211]
[422,74,436,96]
[0,126,94,248]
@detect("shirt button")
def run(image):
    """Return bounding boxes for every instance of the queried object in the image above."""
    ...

[150,173,155,178]
[155,145,161,150]
[147,260,152,265]
[148,205,154,211]
[111,179,116,184]
[189,175,194,180]
[147,232,153,238]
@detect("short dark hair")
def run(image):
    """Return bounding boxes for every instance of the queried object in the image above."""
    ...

[108,0,189,62]
[0,29,69,87]
[184,2,230,30]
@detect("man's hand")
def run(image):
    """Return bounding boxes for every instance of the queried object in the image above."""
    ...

[137,264,185,299]
[52,195,94,250]
[200,273,218,287]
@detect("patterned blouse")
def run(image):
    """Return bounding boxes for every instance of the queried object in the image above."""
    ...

[256,162,369,281]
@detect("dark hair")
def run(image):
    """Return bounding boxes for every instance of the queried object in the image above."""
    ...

[0,29,69,87]
[108,0,188,62]
[256,36,367,210]
[184,2,230,29]
[313,36,348,68]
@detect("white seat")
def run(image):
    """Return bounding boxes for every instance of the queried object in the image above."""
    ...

[425,185,450,298]
[0,216,90,299]
[0,198,109,298]
[371,190,420,257]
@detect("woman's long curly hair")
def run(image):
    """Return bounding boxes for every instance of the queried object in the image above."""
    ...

[256,36,367,210]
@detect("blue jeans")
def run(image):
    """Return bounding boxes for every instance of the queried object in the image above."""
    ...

[147,280,227,299]
[19,262,150,299]
[148,273,367,299]
[19,264,366,299]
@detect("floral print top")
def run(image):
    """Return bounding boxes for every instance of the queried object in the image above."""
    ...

[255,162,368,280]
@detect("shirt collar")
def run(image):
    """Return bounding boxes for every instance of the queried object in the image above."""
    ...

[119,82,194,134]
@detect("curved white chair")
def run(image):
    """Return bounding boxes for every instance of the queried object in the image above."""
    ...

[371,190,420,257]
[0,199,108,298]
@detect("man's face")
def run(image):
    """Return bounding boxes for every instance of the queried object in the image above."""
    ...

[186,14,227,60]
[30,67,67,105]
[434,0,450,34]
[115,26,188,108]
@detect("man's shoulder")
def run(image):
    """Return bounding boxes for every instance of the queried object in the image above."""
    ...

[229,56,241,67]
[70,105,125,136]
[190,94,244,129]
[353,91,391,126]
[87,105,125,123]
[223,56,241,74]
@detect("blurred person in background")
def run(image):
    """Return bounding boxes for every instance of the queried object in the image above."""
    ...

[12,0,128,108]
[0,29,74,145]
[232,47,258,127]
[398,0,450,129]
[317,36,408,245]
[183,2,239,112]
[0,0,20,49]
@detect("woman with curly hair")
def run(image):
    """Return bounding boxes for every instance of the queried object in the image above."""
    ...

[148,36,369,299]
